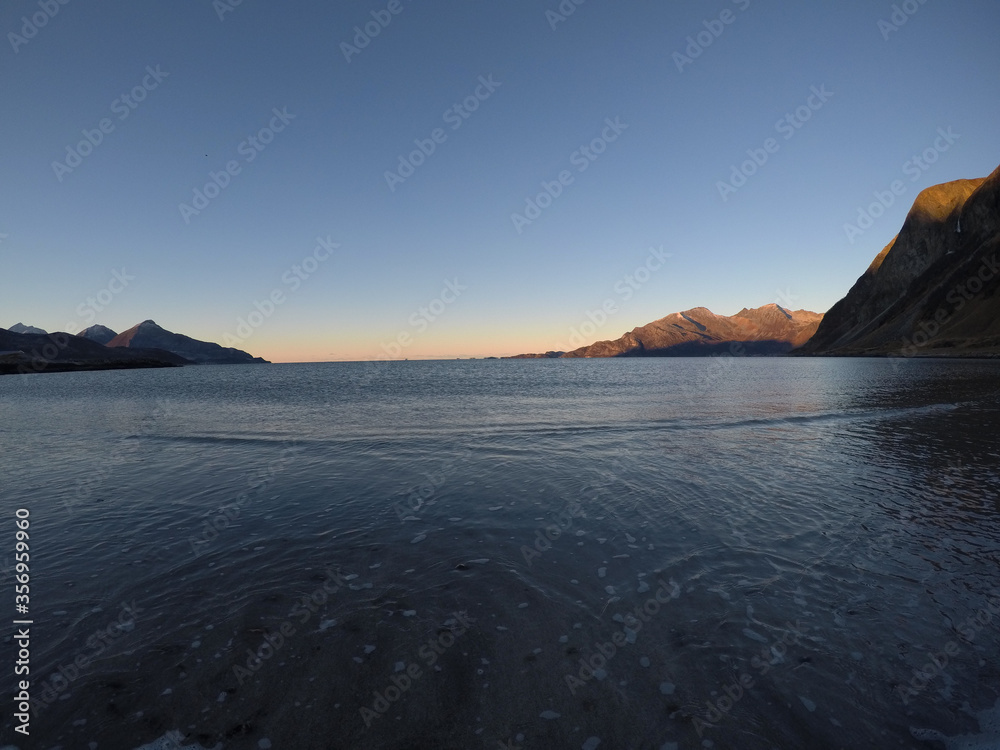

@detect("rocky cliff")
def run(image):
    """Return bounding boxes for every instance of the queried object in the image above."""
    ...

[799,165,1000,356]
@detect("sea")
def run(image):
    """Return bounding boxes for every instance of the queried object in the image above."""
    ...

[2,357,1000,750]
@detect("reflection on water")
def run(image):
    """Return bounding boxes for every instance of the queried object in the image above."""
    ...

[2,358,999,749]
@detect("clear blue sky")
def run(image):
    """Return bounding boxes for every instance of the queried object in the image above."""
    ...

[2,0,998,361]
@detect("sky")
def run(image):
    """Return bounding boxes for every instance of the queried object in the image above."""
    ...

[2,0,998,362]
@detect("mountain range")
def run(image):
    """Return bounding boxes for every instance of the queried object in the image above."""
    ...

[7,163,999,371]
[0,327,190,375]
[509,304,822,358]
[0,320,267,375]
[512,163,1000,360]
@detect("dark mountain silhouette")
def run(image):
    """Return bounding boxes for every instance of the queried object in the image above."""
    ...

[77,324,118,345]
[509,304,823,358]
[799,165,1000,356]
[107,320,268,365]
[9,322,47,335]
[0,327,189,375]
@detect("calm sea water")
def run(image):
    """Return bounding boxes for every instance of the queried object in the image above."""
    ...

[2,358,1000,750]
